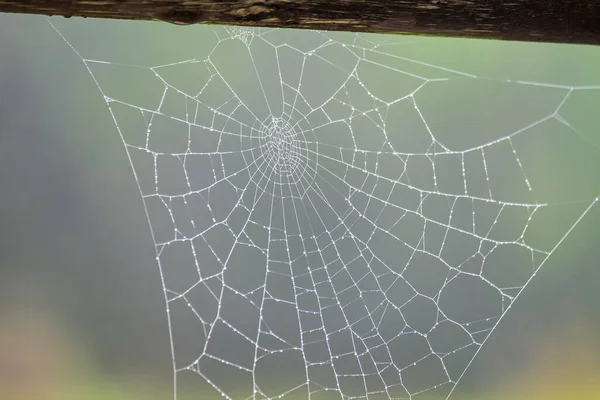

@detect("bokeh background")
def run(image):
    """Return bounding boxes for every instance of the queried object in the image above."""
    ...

[1,13,599,400]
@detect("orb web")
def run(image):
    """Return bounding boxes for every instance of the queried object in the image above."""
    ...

[50,23,600,400]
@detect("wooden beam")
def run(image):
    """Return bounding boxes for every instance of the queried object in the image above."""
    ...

[1,0,600,45]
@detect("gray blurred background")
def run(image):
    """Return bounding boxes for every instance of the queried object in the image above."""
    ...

[0,13,599,400]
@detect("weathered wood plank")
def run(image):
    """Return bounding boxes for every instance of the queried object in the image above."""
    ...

[1,0,599,45]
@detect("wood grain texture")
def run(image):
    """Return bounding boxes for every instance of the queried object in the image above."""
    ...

[1,0,600,44]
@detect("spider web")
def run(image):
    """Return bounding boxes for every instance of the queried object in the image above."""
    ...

[52,23,600,400]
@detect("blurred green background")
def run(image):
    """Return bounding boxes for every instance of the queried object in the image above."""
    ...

[0,13,599,400]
